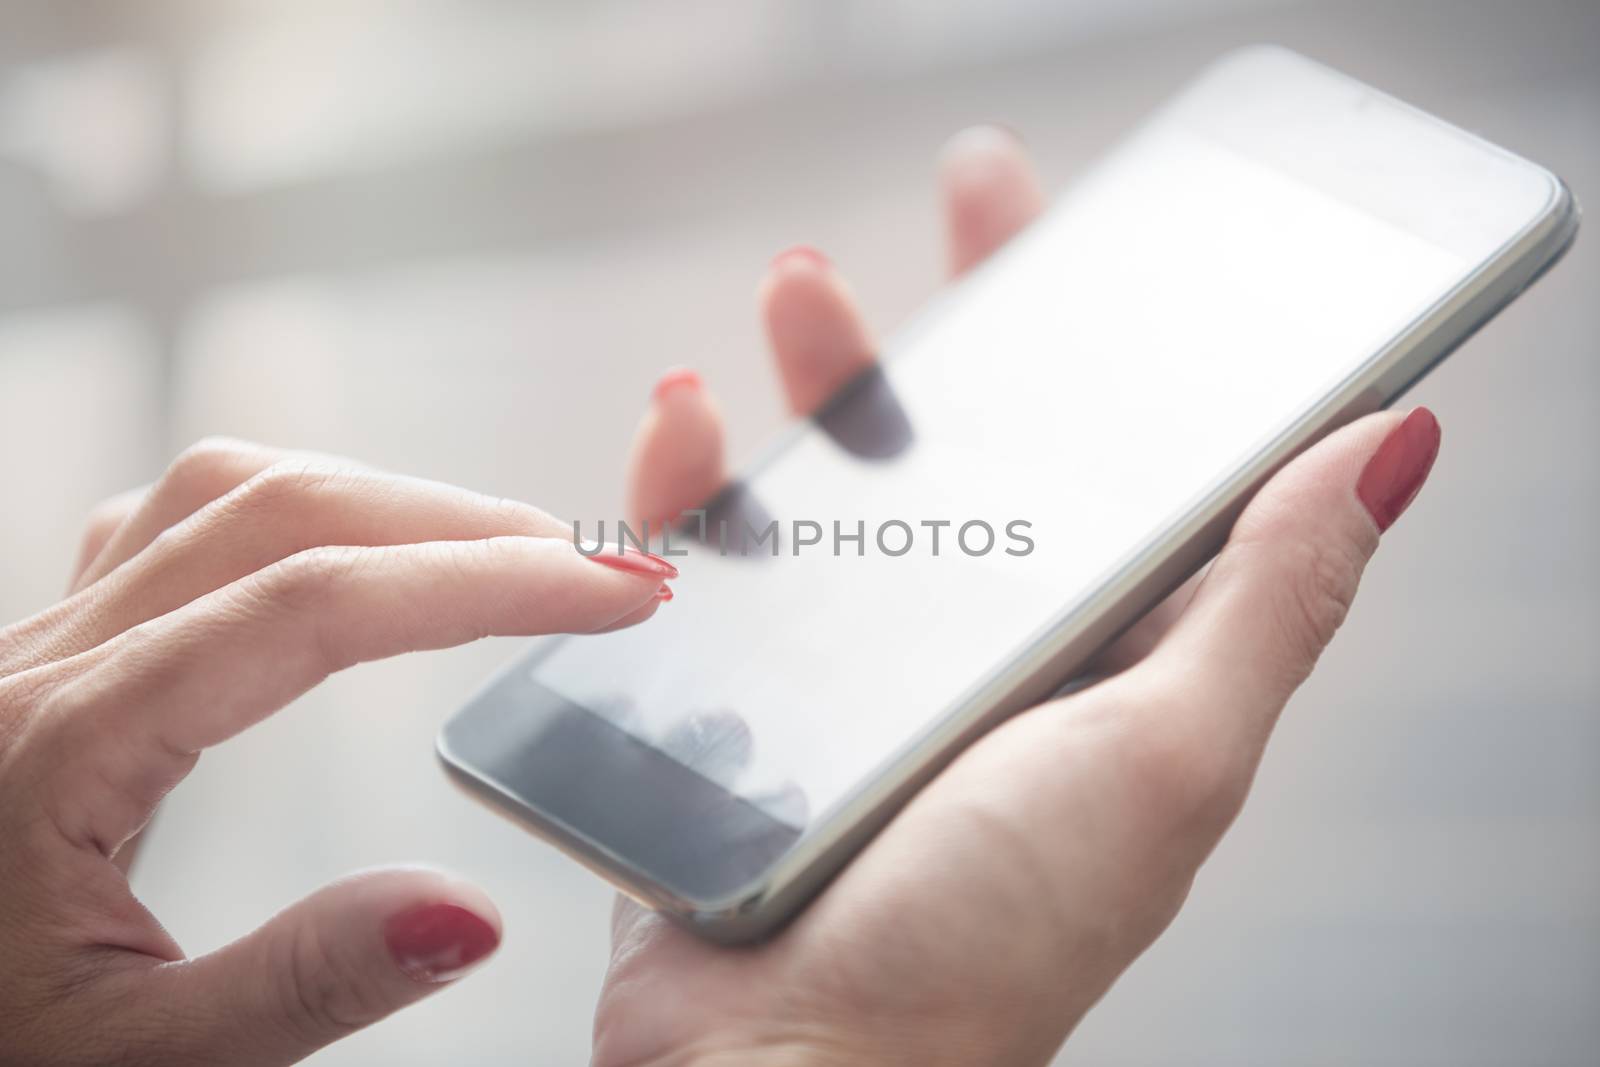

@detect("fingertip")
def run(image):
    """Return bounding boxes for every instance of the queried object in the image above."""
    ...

[646,366,720,425]
[383,900,501,984]
[939,123,1045,275]
[429,868,503,938]
[1356,405,1442,533]
[938,122,1026,169]
[349,864,502,930]
[938,124,1036,206]
[628,368,726,528]
[760,251,877,415]
[160,864,508,1062]
[651,366,703,404]
[770,244,831,271]
[759,241,846,320]
[584,545,678,580]
[593,593,664,632]
[361,866,503,984]
[494,537,670,635]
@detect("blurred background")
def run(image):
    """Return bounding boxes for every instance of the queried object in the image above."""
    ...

[1,1,1596,1064]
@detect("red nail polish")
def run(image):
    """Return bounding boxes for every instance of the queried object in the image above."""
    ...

[656,583,674,602]
[771,244,830,270]
[384,902,499,983]
[587,546,679,580]
[652,367,702,402]
[1356,407,1441,532]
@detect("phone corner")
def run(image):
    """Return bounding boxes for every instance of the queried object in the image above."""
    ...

[1516,172,1582,288]
[1544,175,1582,245]
[433,717,468,773]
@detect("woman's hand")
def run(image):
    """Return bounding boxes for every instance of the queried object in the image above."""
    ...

[0,447,674,1065]
[595,126,1443,1065]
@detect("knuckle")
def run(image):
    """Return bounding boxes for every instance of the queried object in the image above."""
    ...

[277,921,390,1046]
[0,667,53,739]
[1275,535,1365,668]
[163,436,259,496]
[237,546,374,676]
[230,461,347,518]
[256,545,369,615]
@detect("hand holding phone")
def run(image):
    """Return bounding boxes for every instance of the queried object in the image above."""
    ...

[585,79,1461,1067]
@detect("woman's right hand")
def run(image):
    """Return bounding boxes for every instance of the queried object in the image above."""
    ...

[0,441,673,1065]
[601,125,1443,1067]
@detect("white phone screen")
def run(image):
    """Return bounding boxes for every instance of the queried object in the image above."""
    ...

[531,118,1471,831]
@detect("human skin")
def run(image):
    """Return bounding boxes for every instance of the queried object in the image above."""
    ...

[0,128,1440,1065]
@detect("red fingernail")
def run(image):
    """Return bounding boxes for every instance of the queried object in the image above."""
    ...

[652,367,702,402]
[384,902,499,983]
[771,244,830,270]
[1356,407,1441,532]
[587,546,679,580]
[656,583,674,602]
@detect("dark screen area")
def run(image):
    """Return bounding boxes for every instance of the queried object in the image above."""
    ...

[441,667,802,904]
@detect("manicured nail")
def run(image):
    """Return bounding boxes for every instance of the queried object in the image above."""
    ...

[1357,407,1441,532]
[656,583,674,602]
[587,546,679,580]
[771,244,830,270]
[652,367,702,402]
[384,902,499,983]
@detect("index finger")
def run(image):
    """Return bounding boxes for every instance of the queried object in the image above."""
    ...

[32,536,671,857]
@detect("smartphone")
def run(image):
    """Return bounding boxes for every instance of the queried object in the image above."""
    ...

[438,46,1578,943]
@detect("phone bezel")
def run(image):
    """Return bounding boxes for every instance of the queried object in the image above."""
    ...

[438,45,1580,943]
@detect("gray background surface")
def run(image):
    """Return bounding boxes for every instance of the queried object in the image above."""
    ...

[1,1,1596,1063]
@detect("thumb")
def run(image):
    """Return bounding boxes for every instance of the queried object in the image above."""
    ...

[1142,406,1441,756]
[148,866,501,1066]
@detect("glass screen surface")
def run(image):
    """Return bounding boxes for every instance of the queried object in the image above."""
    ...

[530,119,1472,833]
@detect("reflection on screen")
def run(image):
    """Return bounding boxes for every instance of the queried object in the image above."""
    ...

[533,123,1469,831]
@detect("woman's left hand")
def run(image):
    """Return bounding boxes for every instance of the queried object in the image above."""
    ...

[0,451,672,1065]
